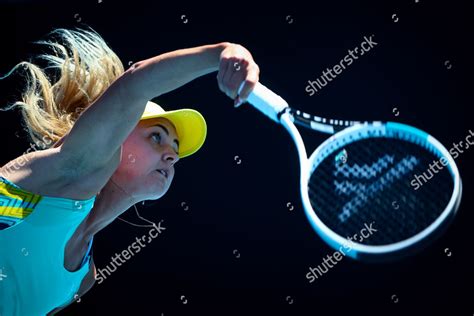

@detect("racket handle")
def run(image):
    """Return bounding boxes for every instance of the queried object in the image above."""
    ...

[238,81,289,123]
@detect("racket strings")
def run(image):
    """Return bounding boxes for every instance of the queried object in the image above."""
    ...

[308,138,453,245]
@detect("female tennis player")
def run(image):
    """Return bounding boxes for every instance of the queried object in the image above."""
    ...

[0,27,259,315]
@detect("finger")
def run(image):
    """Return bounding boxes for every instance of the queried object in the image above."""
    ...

[216,58,230,94]
[234,96,243,108]
[222,59,237,97]
[237,66,259,103]
[228,65,246,99]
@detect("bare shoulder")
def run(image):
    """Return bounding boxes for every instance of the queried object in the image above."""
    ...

[0,144,122,200]
[0,146,70,190]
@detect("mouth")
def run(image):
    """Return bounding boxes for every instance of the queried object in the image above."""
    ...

[156,169,168,179]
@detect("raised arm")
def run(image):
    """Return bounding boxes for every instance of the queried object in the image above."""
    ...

[59,41,259,176]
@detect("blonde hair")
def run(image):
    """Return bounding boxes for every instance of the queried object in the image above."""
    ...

[0,27,124,148]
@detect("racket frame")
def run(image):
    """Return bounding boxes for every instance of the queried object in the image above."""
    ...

[284,118,463,261]
[241,82,462,261]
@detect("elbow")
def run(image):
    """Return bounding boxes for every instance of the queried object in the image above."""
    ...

[119,60,153,101]
[127,60,142,74]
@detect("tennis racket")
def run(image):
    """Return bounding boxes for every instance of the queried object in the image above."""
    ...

[238,82,462,261]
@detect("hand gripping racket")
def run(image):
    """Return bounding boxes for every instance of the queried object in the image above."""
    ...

[238,82,462,261]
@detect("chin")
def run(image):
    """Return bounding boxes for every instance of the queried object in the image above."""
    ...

[148,195,163,201]
[150,188,168,200]
[143,174,172,199]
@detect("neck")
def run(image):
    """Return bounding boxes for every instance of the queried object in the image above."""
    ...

[81,177,138,239]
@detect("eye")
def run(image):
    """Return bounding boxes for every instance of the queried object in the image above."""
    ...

[151,132,161,143]
[151,132,179,155]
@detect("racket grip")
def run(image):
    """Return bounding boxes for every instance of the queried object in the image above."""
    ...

[238,81,289,123]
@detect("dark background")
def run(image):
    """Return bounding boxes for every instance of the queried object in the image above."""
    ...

[0,1,472,315]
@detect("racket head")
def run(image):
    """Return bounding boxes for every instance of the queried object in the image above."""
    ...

[301,121,462,262]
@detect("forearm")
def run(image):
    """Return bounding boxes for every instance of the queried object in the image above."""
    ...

[60,42,230,170]
[128,42,230,100]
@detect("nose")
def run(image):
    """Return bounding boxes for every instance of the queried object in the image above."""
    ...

[162,144,180,165]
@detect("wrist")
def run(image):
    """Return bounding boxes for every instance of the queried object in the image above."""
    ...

[207,41,231,71]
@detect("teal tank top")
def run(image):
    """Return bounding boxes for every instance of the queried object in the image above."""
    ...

[0,176,96,315]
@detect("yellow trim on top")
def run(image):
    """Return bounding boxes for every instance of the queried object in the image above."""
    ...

[0,178,42,219]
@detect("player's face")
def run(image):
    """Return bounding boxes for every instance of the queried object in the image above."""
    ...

[112,117,180,200]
